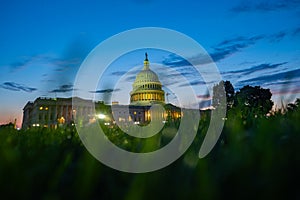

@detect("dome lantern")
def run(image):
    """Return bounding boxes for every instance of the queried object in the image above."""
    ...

[143,52,150,70]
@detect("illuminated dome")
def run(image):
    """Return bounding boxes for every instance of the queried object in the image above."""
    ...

[135,68,160,83]
[130,53,165,105]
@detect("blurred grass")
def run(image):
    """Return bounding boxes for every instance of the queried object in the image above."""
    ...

[0,108,299,199]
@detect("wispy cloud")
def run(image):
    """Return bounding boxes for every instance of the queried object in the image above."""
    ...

[178,80,206,87]
[89,88,121,93]
[238,68,300,87]
[52,58,81,72]
[162,27,298,68]
[162,54,194,67]
[292,27,300,36]
[211,35,265,61]
[162,35,264,67]
[9,55,50,72]
[224,62,287,76]
[49,84,74,93]
[111,71,128,76]
[268,31,287,43]
[0,82,37,92]
[8,54,81,73]
[231,0,300,13]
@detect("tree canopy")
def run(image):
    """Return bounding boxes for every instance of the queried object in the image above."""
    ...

[213,81,274,119]
[235,85,273,118]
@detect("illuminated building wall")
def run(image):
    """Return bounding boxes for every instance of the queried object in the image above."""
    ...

[22,97,95,129]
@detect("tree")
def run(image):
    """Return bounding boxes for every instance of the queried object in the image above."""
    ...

[212,80,235,110]
[224,80,235,109]
[234,85,273,118]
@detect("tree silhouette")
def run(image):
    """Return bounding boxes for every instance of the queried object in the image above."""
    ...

[234,85,273,119]
[224,80,235,109]
[212,80,235,110]
[212,81,226,110]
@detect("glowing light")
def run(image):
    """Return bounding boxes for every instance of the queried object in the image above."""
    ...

[39,106,43,110]
[58,117,65,124]
[97,114,106,119]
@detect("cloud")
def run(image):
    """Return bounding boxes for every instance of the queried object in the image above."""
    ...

[162,54,193,67]
[231,0,300,13]
[0,82,37,92]
[163,28,299,68]
[49,84,74,93]
[52,58,81,72]
[111,68,142,77]
[178,80,206,87]
[124,75,137,82]
[162,35,264,67]
[162,53,217,67]
[269,31,287,43]
[292,27,300,36]
[238,68,300,87]
[269,79,300,104]
[9,58,31,72]
[89,88,121,93]
[224,62,287,76]
[8,54,81,73]
[215,36,261,46]
[9,55,49,72]
[211,35,265,61]
[111,71,128,76]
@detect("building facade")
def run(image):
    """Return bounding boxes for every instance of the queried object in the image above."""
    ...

[22,97,95,129]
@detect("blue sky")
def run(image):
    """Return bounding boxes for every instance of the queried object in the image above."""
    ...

[0,0,300,126]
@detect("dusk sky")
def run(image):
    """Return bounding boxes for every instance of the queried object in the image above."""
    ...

[0,0,300,127]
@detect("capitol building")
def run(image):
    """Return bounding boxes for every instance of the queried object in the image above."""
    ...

[22,53,181,129]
